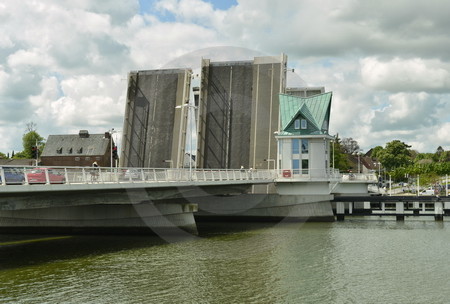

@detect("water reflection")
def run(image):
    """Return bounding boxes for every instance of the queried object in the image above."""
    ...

[2,220,450,303]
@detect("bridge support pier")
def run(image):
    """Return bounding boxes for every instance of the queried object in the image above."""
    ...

[396,202,405,221]
[413,201,420,216]
[336,202,345,221]
[435,201,444,221]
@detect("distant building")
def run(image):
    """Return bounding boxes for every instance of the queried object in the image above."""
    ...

[40,130,116,167]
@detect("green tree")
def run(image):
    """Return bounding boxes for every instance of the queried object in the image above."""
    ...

[434,146,445,162]
[331,135,350,172]
[12,151,28,159]
[22,123,45,159]
[377,140,412,171]
[370,146,384,159]
[0,152,7,159]
[341,137,360,154]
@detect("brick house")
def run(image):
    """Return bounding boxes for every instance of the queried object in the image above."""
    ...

[40,130,116,167]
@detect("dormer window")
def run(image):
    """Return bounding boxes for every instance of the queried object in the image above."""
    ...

[77,147,83,154]
[294,119,300,129]
[56,148,62,154]
[301,119,307,129]
[68,148,73,154]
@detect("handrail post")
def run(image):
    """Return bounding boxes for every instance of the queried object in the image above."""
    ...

[98,168,103,183]
[64,168,69,184]
[0,167,5,186]
[23,167,29,185]
[44,168,50,185]
[82,168,87,183]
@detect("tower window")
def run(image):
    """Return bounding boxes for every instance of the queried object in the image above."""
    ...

[292,139,299,154]
[301,119,307,129]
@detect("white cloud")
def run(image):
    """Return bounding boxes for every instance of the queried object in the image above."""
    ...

[361,57,450,92]
[1,0,450,155]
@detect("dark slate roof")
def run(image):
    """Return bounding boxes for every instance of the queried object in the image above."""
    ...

[41,133,111,157]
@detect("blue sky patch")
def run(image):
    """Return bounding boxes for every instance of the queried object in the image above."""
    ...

[139,0,237,17]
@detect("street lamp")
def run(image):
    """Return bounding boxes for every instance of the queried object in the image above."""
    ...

[109,128,118,169]
[354,149,362,174]
[175,103,198,179]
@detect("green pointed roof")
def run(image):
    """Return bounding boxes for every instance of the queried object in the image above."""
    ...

[279,92,332,136]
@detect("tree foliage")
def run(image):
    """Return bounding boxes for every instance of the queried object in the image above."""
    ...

[22,131,45,158]
[12,151,28,159]
[370,146,383,159]
[21,123,45,159]
[377,140,412,171]
[341,137,360,154]
[331,135,350,172]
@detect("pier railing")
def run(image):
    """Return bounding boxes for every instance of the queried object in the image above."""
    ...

[0,166,276,186]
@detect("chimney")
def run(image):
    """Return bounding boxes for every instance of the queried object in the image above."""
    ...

[79,130,89,138]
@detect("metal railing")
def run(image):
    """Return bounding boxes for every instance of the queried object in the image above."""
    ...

[0,166,276,186]
[274,169,377,183]
[275,168,342,181]
[0,165,378,187]
[341,172,378,182]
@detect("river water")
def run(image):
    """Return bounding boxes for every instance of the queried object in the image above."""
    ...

[1,218,450,304]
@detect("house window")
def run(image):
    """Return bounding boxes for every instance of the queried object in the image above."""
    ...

[75,157,80,161]
[294,119,300,129]
[302,159,309,174]
[292,159,300,174]
[292,139,299,154]
[301,119,307,129]
[301,139,309,154]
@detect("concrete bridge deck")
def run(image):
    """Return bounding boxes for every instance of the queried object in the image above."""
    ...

[0,166,378,234]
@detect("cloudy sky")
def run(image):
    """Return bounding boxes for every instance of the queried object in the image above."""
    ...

[1,0,450,155]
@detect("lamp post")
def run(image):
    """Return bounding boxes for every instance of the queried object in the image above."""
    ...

[109,128,118,169]
[376,162,382,192]
[332,137,335,170]
[175,103,198,180]
[389,174,392,196]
